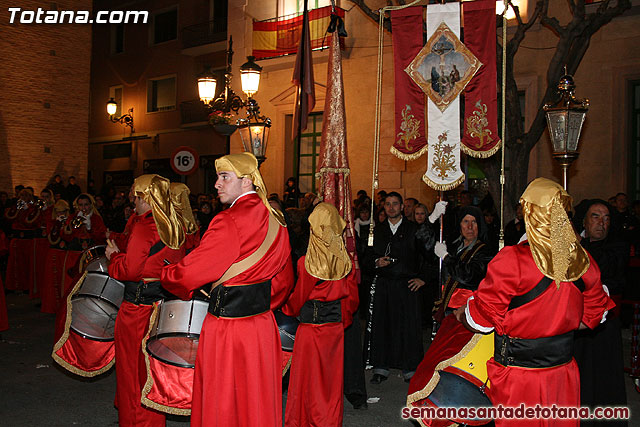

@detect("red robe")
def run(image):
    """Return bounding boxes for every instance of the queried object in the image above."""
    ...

[109,212,186,427]
[283,256,358,427]
[5,204,39,292]
[161,193,294,427]
[466,243,614,427]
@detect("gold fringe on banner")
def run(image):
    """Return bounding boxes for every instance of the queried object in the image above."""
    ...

[460,139,502,159]
[390,144,429,161]
[315,167,351,178]
[141,302,192,416]
[421,173,465,192]
[406,333,483,427]
[51,272,115,378]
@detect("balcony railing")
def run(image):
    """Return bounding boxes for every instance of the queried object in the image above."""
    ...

[180,100,210,125]
[182,17,227,49]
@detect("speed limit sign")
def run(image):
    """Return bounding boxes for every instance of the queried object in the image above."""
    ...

[171,146,199,175]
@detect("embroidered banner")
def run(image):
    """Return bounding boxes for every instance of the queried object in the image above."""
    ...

[252,6,345,60]
[417,3,469,191]
[462,0,500,158]
[390,7,428,160]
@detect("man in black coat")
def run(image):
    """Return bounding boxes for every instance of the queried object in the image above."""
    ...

[575,199,628,426]
[365,192,428,384]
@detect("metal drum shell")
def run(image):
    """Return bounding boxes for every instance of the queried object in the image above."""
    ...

[151,299,208,338]
[146,299,208,369]
[70,272,125,342]
[274,309,299,352]
[82,245,108,273]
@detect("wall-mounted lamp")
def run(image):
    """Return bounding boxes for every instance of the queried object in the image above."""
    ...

[106,98,134,134]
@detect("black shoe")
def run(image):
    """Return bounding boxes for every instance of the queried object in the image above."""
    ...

[352,401,368,410]
[370,374,387,384]
[404,377,411,383]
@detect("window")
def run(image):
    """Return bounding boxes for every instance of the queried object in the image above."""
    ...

[109,85,123,117]
[111,23,124,54]
[152,8,178,44]
[103,143,132,159]
[278,0,333,15]
[630,81,640,201]
[147,76,176,113]
[294,113,323,194]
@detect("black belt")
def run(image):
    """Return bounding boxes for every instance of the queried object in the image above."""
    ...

[207,281,271,318]
[300,299,342,324]
[123,281,166,305]
[494,331,574,368]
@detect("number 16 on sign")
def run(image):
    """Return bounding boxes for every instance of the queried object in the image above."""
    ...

[171,146,199,176]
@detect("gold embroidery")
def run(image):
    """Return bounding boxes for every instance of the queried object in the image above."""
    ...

[396,104,421,150]
[431,131,457,179]
[466,101,493,149]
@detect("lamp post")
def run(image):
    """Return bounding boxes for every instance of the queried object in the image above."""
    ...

[197,38,271,161]
[106,98,134,134]
[543,72,589,190]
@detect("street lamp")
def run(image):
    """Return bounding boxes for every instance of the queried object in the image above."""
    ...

[106,98,134,134]
[197,39,271,165]
[543,72,589,190]
[237,98,271,167]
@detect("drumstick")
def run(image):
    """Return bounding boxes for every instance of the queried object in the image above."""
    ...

[106,238,116,248]
[200,289,210,298]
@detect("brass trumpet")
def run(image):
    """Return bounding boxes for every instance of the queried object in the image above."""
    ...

[71,214,85,229]
[16,199,28,210]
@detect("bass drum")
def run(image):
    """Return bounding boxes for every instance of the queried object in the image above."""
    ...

[407,314,493,427]
[70,272,125,341]
[146,299,208,368]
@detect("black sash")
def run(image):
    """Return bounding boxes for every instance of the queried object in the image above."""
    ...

[494,275,586,368]
[123,281,166,305]
[300,299,342,324]
[494,331,574,368]
[207,281,271,318]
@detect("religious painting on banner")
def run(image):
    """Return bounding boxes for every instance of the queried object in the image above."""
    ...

[390,7,428,160]
[408,3,478,191]
[461,0,501,158]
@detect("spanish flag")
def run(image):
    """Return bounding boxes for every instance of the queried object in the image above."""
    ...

[252,6,345,60]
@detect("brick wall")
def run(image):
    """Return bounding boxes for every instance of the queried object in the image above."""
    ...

[0,1,92,195]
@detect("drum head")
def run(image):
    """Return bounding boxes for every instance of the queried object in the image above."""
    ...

[147,336,198,368]
[427,369,492,425]
[70,296,118,341]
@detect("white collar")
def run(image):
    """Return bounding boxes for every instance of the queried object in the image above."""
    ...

[388,217,403,235]
[230,191,257,207]
[518,232,528,244]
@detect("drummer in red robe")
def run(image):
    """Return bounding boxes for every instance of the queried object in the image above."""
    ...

[455,178,615,427]
[105,174,187,427]
[161,152,294,427]
[283,202,358,427]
